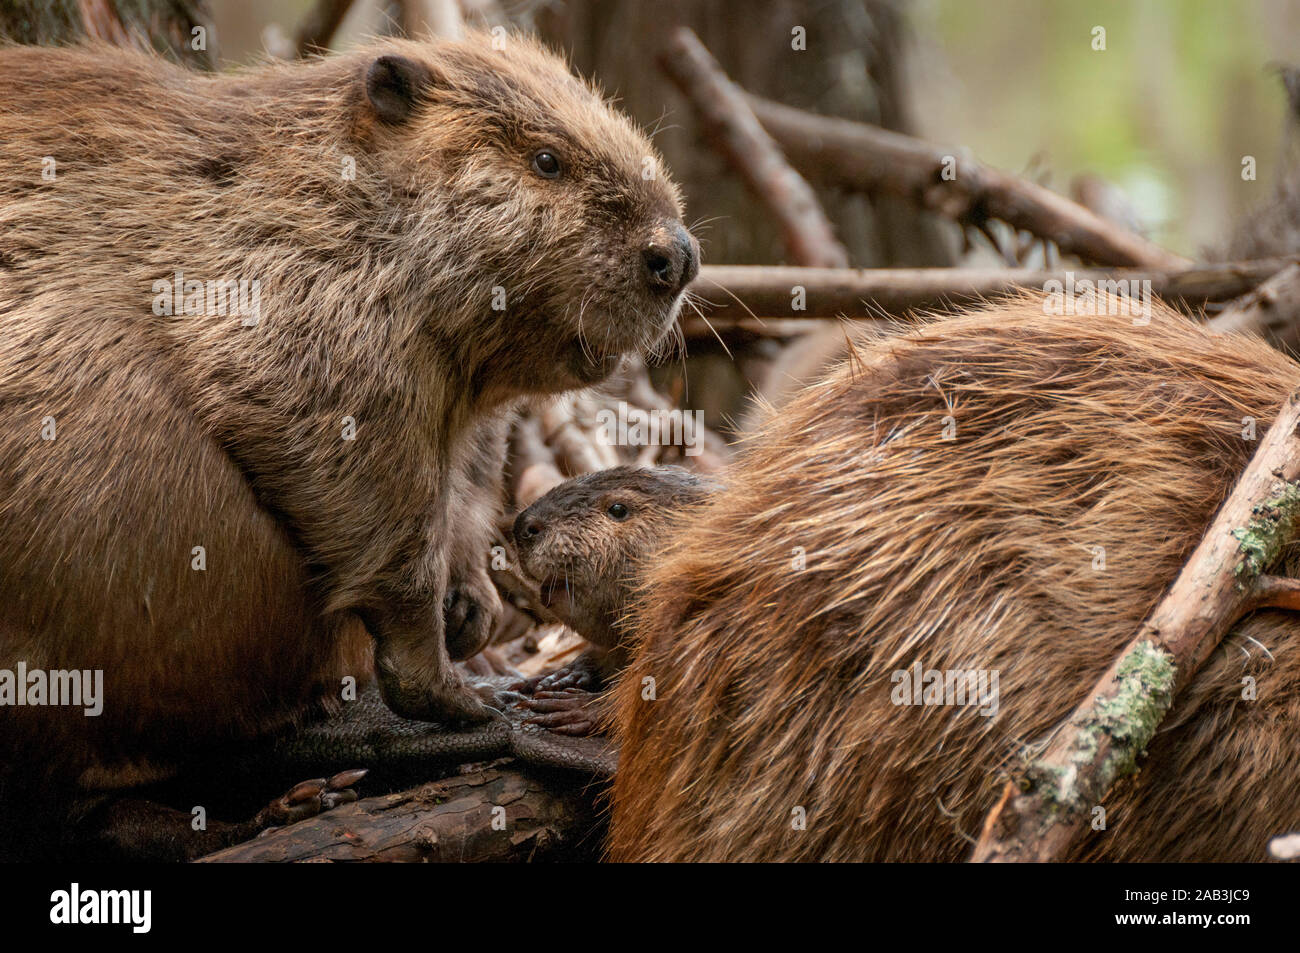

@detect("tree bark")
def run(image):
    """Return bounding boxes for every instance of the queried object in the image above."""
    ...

[197,764,604,862]
[1208,262,1300,353]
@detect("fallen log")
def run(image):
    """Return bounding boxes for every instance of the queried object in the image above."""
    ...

[197,764,603,862]
[746,94,1190,271]
[682,259,1300,326]
[972,387,1300,862]
[659,28,849,268]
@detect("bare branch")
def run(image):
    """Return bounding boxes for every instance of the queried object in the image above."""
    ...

[683,259,1299,326]
[659,28,849,268]
[747,95,1190,271]
[1208,262,1300,353]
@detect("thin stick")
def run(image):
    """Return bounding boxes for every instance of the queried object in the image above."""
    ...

[684,259,1299,322]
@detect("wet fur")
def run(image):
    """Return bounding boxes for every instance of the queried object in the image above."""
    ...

[611,297,1300,862]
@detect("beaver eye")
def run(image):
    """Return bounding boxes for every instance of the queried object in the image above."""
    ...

[532,150,561,178]
[607,502,629,521]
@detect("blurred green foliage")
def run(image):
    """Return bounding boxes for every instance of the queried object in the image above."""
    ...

[922,0,1296,254]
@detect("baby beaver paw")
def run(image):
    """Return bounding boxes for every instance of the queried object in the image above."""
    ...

[520,689,607,737]
[254,768,368,832]
[513,653,606,695]
[532,665,597,693]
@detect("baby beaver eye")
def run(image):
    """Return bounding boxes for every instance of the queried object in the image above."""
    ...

[607,502,629,521]
[532,150,561,178]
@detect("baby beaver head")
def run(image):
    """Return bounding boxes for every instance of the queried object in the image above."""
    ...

[513,466,719,648]
[349,33,698,399]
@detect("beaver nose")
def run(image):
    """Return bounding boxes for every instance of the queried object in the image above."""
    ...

[512,512,544,549]
[643,223,699,294]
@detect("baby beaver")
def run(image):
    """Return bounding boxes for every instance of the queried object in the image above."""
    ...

[511,465,718,733]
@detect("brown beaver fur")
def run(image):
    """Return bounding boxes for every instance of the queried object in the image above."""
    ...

[0,33,696,805]
[610,297,1300,862]
[444,412,511,662]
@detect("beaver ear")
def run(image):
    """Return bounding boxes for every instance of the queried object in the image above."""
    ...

[364,55,434,125]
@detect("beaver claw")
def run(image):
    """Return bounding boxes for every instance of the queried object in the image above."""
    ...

[255,768,368,831]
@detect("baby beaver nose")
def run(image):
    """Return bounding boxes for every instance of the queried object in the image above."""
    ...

[513,511,544,550]
[643,222,699,294]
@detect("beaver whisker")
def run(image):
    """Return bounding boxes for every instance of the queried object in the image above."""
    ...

[682,293,731,360]
[574,288,598,366]
[645,105,679,140]
[690,272,759,323]
[686,214,723,235]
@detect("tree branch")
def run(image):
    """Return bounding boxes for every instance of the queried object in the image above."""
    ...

[682,259,1299,328]
[197,764,602,862]
[747,94,1190,271]
[659,28,849,268]
[1208,262,1300,353]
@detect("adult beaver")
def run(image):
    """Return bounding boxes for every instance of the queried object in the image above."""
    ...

[610,297,1300,862]
[0,32,697,829]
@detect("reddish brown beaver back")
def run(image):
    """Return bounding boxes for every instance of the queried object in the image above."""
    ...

[610,296,1300,862]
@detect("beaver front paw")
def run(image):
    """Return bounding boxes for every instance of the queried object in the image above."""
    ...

[375,648,501,725]
[520,689,606,737]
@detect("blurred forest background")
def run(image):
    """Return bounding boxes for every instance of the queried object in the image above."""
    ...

[202,0,1300,260]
